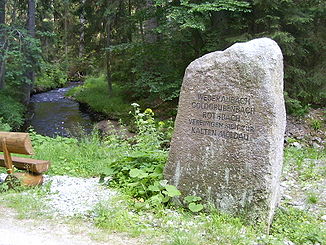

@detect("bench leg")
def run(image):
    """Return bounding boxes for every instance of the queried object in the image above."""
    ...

[5,173,44,187]
[0,139,13,174]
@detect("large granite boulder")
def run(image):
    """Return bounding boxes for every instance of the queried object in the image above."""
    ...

[164,38,286,227]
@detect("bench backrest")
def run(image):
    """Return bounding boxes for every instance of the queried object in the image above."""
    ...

[0,132,34,155]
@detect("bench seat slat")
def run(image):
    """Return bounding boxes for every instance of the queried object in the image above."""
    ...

[0,155,50,174]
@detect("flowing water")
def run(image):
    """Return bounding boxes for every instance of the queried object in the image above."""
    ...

[28,85,94,137]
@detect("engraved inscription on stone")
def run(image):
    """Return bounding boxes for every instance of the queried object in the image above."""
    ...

[189,93,255,141]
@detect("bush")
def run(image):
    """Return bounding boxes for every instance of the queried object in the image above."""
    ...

[0,92,25,130]
[0,117,12,131]
[284,92,310,116]
[35,62,67,90]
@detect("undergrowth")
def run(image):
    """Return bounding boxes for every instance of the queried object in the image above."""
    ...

[34,62,67,91]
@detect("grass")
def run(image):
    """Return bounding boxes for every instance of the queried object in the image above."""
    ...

[271,207,325,244]
[0,181,52,219]
[66,74,132,120]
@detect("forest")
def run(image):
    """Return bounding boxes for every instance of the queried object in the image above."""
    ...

[0,0,325,130]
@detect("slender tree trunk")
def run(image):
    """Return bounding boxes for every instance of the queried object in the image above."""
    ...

[143,0,157,43]
[64,5,68,61]
[22,0,36,105]
[128,0,132,42]
[0,0,6,90]
[79,0,85,58]
[106,19,112,96]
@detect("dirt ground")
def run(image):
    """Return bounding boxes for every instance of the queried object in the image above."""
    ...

[0,206,141,245]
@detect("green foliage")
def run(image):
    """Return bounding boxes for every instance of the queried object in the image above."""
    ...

[30,105,177,209]
[158,0,251,31]
[35,62,67,90]
[93,195,143,235]
[184,196,204,213]
[306,192,319,204]
[30,131,102,177]
[0,92,25,130]
[4,26,42,88]
[0,181,52,219]
[0,117,12,131]
[271,207,325,244]
[284,92,310,116]
[101,104,174,208]
[310,119,322,131]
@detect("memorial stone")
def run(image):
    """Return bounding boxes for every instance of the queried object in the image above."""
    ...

[164,38,286,226]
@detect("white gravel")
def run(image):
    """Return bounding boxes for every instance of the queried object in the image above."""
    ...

[46,175,117,217]
[0,174,117,217]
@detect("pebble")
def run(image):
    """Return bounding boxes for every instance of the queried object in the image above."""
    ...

[291,142,302,149]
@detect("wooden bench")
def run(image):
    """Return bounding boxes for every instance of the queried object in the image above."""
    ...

[0,132,50,186]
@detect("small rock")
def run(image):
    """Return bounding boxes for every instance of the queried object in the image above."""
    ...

[312,137,322,143]
[283,240,295,245]
[321,215,326,221]
[282,194,293,200]
[0,173,7,183]
[313,142,321,148]
[291,142,302,149]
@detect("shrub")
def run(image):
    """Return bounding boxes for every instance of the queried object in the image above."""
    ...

[0,117,12,131]
[35,62,67,90]
[0,92,25,130]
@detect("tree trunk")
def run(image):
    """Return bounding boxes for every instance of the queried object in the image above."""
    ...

[64,4,68,61]
[78,0,85,58]
[0,0,6,90]
[22,0,36,105]
[106,19,112,96]
[143,0,157,43]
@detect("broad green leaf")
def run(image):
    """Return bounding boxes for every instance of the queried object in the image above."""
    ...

[129,169,148,179]
[188,203,204,213]
[164,185,181,197]
[148,184,161,192]
[184,195,202,203]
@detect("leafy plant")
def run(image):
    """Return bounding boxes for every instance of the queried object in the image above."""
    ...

[67,75,132,120]
[0,92,25,130]
[284,92,310,116]
[310,119,322,131]
[306,192,319,204]
[98,104,183,208]
[0,117,12,131]
[35,62,67,90]
[184,196,204,213]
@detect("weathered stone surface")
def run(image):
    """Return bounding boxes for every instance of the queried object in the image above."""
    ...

[164,38,286,226]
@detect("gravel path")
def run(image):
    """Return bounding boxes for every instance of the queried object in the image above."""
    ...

[0,206,141,245]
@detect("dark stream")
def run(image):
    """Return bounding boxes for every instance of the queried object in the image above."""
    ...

[28,85,94,137]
